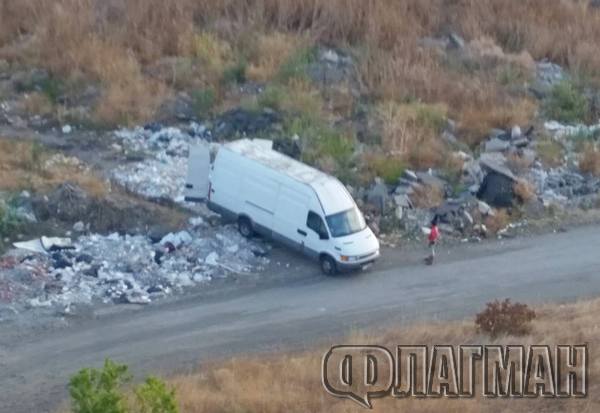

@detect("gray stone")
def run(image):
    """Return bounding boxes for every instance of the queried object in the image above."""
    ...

[485,138,510,153]
[479,153,516,181]
[73,221,85,232]
[403,169,418,182]
[478,201,494,216]
[416,171,446,190]
[393,194,413,209]
[448,32,466,49]
[367,179,390,214]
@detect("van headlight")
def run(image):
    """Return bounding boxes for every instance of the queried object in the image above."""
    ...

[340,255,359,262]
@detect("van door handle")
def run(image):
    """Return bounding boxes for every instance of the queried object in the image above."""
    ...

[297,229,307,236]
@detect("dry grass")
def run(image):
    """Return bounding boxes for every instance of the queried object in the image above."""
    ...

[484,208,511,234]
[246,32,307,82]
[3,0,600,143]
[579,143,600,176]
[375,101,447,167]
[18,92,54,116]
[409,183,445,209]
[166,297,600,412]
[513,179,537,203]
[536,138,565,168]
[0,138,108,196]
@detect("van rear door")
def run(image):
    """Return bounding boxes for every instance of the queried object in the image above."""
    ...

[185,142,211,202]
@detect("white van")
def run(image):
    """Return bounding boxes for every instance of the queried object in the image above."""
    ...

[185,139,380,274]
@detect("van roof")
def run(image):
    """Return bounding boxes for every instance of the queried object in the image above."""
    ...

[223,139,355,215]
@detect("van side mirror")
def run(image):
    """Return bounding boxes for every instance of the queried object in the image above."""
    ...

[319,231,329,240]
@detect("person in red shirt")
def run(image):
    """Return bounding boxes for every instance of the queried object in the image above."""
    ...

[426,215,440,265]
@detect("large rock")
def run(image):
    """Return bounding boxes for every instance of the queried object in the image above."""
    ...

[485,138,511,153]
[477,172,515,207]
[366,179,391,214]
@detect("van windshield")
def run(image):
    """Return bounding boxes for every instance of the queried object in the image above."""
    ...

[326,208,366,238]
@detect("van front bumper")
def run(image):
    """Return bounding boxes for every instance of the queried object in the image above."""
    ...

[336,249,380,271]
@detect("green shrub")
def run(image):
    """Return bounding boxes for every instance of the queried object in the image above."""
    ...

[191,89,216,116]
[222,59,247,85]
[257,85,285,111]
[277,47,316,83]
[285,115,354,173]
[69,359,131,413]
[0,199,22,238]
[39,76,65,104]
[69,360,179,413]
[544,81,589,124]
[366,156,405,185]
[135,377,179,413]
[412,103,447,133]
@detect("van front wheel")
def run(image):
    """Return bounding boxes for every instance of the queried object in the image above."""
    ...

[320,255,337,276]
[238,217,254,238]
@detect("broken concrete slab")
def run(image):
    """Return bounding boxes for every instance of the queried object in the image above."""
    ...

[485,138,511,153]
[41,237,74,251]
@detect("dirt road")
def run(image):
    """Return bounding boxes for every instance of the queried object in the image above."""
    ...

[2,225,599,412]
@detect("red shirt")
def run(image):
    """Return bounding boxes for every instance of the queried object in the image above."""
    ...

[428,225,440,243]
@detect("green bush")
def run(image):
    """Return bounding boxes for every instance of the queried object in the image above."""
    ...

[544,81,589,124]
[366,156,405,185]
[285,115,355,175]
[277,47,317,83]
[69,359,179,413]
[222,60,247,85]
[135,377,179,413]
[257,85,285,111]
[69,359,131,413]
[39,76,65,104]
[0,199,22,239]
[191,89,216,116]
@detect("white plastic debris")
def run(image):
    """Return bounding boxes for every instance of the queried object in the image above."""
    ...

[205,252,219,266]
[0,224,270,320]
[13,238,46,254]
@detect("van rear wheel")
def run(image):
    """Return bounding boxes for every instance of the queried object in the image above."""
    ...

[320,255,337,276]
[238,217,254,238]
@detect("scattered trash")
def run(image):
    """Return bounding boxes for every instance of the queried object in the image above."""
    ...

[0,224,270,321]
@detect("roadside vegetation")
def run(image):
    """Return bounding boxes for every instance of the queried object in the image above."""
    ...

[60,298,598,412]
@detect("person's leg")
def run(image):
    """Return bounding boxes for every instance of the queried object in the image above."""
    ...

[430,242,436,263]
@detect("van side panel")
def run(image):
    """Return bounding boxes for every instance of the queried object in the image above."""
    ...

[272,185,310,252]
[210,151,242,216]
[239,171,279,236]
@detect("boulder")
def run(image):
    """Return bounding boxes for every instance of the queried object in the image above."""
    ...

[477,171,515,207]
[366,179,391,214]
[485,138,511,153]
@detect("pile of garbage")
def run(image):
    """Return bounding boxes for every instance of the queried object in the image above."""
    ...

[111,112,284,203]
[0,220,269,321]
[361,117,600,240]
[112,123,211,203]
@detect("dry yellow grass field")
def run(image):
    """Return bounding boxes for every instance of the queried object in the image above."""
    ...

[2,0,600,132]
[167,298,599,413]
[0,138,108,196]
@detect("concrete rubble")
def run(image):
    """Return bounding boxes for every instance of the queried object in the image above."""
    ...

[364,112,600,239]
[112,123,212,203]
[0,223,270,321]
